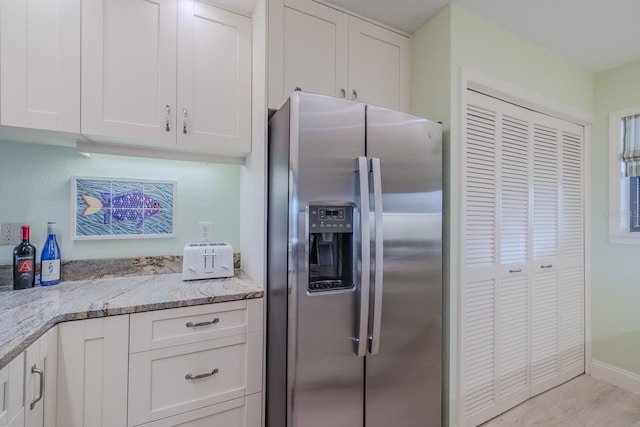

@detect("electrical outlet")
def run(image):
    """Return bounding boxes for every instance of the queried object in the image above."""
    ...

[198,222,213,242]
[0,223,21,245]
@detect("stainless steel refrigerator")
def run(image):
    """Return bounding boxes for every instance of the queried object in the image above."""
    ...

[267,91,442,427]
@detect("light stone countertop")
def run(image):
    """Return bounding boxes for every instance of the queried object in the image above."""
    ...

[0,272,263,370]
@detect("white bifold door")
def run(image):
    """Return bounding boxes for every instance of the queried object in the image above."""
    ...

[460,90,585,427]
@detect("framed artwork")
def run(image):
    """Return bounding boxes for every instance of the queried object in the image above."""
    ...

[71,177,176,240]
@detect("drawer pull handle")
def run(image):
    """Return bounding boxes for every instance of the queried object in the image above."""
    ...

[541,264,553,269]
[185,368,219,381]
[30,364,44,410]
[186,318,220,328]
[509,268,522,273]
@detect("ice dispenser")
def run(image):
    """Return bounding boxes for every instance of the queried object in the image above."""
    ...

[308,203,354,292]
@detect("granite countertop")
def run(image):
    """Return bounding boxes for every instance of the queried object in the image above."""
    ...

[0,272,263,370]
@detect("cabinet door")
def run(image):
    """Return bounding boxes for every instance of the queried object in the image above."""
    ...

[0,0,80,132]
[177,1,251,155]
[280,1,348,104]
[347,17,409,112]
[0,353,24,427]
[57,316,129,427]
[24,327,57,427]
[81,0,177,143]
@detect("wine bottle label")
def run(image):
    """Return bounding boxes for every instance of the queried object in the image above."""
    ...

[41,259,61,282]
[15,255,34,273]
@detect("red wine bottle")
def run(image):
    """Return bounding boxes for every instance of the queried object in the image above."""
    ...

[13,225,36,290]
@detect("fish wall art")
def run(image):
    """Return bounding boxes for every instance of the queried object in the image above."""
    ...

[72,177,176,239]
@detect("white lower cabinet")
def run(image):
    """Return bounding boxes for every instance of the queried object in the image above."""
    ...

[128,300,263,427]
[0,352,24,427]
[24,327,57,427]
[0,299,263,427]
[56,315,129,427]
[129,300,255,353]
[0,326,57,427]
[139,394,262,427]
[129,333,262,426]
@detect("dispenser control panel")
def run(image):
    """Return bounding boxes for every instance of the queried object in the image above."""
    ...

[309,206,353,232]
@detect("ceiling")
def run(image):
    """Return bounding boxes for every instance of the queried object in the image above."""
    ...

[324,0,640,73]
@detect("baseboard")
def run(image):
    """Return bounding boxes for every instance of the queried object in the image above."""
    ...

[590,360,640,395]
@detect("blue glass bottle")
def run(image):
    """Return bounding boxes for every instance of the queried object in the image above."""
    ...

[40,221,61,286]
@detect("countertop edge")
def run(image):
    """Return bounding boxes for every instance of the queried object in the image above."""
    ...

[0,272,263,370]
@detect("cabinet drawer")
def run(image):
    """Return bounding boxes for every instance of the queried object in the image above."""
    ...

[136,393,261,427]
[130,300,262,353]
[128,332,262,426]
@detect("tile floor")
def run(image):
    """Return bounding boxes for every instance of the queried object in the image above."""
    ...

[480,375,640,426]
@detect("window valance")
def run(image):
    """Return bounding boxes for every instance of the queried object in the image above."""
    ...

[622,114,640,177]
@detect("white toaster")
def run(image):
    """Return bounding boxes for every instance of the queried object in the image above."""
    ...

[182,242,234,281]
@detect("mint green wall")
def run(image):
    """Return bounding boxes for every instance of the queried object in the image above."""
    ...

[0,141,240,266]
[412,5,594,426]
[592,59,640,375]
[411,6,451,126]
[449,6,593,114]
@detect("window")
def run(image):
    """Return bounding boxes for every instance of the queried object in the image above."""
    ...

[609,108,640,243]
[631,177,640,232]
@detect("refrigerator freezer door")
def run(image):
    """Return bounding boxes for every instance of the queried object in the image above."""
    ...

[365,106,443,427]
[290,92,367,427]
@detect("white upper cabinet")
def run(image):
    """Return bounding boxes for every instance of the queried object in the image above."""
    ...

[281,1,348,101]
[347,16,409,112]
[270,0,409,112]
[82,0,251,156]
[81,0,177,144]
[177,1,251,152]
[0,0,80,132]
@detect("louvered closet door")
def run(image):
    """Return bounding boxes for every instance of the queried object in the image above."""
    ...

[530,119,561,394]
[558,129,585,380]
[461,92,532,427]
[461,90,584,427]
[496,111,530,409]
[530,114,585,396]
[461,100,498,426]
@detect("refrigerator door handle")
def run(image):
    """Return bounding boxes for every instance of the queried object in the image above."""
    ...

[355,156,371,358]
[369,157,384,355]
